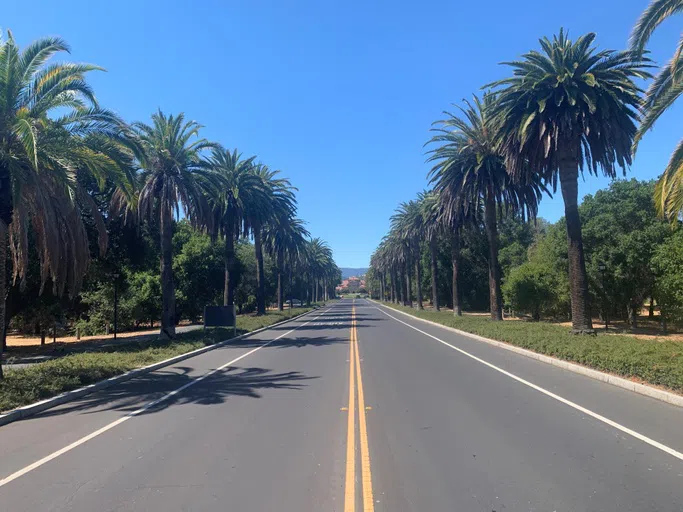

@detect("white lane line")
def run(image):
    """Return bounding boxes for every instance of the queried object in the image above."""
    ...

[0,308,331,488]
[377,305,683,463]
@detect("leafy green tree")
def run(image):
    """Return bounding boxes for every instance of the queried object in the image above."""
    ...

[505,222,571,319]
[127,271,162,329]
[0,31,130,375]
[503,262,557,320]
[630,1,683,220]
[492,30,650,333]
[130,111,217,338]
[652,229,683,326]
[581,179,670,327]
[428,94,544,320]
[234,240,257,313]
[173,221,223,322]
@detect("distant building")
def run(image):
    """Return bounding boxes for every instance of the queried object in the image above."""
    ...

[336,275,366,293]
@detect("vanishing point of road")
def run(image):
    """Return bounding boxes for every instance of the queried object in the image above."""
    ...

[2,299,683,511]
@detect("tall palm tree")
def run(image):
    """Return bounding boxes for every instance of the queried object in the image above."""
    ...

[304,237,334,302]
[418,191,441,311]
[391,199,424,309]
[491,30,650,333]
[247,164,296,315]
[264,215,309,311]
[630,1,683,220]
[132,111,218,338]
[0,31,130,375]
[207,147,264,307]
[428,94,544,321]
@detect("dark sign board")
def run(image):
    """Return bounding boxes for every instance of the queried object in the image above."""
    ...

[204,305,236,327]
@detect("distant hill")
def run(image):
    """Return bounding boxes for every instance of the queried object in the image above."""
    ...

[340,267,368,279]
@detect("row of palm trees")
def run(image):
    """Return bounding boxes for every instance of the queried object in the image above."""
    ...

[0,31,339,375]
[371,13,682,334]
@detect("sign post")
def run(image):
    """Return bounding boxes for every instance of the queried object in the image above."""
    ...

[203,305,237,336]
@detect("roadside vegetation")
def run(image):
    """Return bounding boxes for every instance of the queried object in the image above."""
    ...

[368,6,683,346]
[0,31,341,381]
[0,306,320,412]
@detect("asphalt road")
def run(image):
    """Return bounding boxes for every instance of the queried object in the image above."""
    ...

[1,299,683,511]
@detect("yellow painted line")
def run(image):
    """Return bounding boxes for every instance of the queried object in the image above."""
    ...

[344,307,356,512]
[353,306,375,512]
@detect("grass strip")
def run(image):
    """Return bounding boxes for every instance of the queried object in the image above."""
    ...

[381,302,683,395]
[0,307,319,412]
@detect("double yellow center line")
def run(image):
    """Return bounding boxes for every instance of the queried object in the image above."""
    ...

[345,303,374,512]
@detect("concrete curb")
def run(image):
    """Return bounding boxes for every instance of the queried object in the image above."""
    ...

[371,300,683,408]
[0,307,322,428]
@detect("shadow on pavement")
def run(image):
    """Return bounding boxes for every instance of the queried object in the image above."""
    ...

[28,335,344,420]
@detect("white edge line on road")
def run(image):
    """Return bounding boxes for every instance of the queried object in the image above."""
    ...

[0,307,333,488]
[376,305,683,463]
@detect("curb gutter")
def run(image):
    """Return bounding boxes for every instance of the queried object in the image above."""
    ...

[0,307,322,427]
[372,300,683,408]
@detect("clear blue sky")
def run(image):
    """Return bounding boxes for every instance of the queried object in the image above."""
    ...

[5,1,681,267]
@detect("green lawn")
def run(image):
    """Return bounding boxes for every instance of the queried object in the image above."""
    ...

[380,302,683,395]
[0,307,318,413]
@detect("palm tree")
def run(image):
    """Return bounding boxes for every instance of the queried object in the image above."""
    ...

[0,31,130,375]
[491,30,650,333]
[132,111,218,338]
[391,200,424,309]
[418,191,441,311]
[428,94,544,321]
[264,215,309,311]
[247,164,296,315]
[207,147,263,307]
[304,237,334,303]
[630,1,683,220]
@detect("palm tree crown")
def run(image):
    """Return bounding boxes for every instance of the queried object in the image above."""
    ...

[490,30,650,332]
[630,1,683,220]
[491,30,650,186]
[0,31,129,295]
[134,111,219,227]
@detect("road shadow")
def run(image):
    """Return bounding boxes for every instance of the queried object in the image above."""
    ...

[26,333,345,420]
[223,334,347,349]
[32,365,318,419]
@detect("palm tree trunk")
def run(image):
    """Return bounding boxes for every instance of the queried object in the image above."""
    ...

[559,158,594,334]
[404,262,412,307]
[159,203,176,339]
[397,267,404,304]
[277,249,284,311]
[451,227,462,316]
[223,229,236,306]
[484,189,503,321]
[254,225,266,315]
[288,266,294,310]
[429,237,440,311]
[0,219,7,379]
[415,254,424,310]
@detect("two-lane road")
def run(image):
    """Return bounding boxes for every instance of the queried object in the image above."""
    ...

[1,299,683,511]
